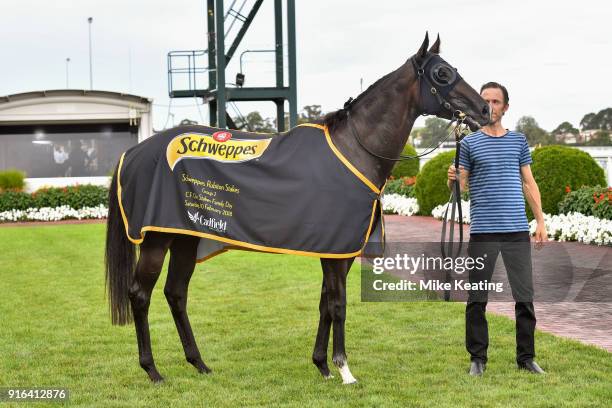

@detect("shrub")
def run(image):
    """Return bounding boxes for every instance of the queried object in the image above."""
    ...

[558,185,612,220]
[0,190,35,211]
[414,150,456,215]
[385,176,416,197]
[0,169,26,191]
[0,184,108,212]
[390,144,420,179]
[32,185,108,209]
[530,145,606,217]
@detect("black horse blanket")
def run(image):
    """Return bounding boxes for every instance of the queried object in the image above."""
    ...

[117,123,383,262]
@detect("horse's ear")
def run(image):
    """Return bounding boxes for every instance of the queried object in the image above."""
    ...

[416,31,429,61]
[428,33,440,54]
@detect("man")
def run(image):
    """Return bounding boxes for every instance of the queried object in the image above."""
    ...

[447,82,548,376]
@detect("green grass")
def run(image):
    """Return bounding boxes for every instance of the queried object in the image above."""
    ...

[0,223,610,407]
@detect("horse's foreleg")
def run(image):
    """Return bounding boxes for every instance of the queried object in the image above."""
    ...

[320,257,357,384]
[129,233,172,383]
[165,236,211,374]
[312,279,333,379]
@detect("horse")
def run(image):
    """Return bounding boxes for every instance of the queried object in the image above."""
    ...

[105,32,491,384]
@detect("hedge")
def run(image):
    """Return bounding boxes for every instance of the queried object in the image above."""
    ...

[384,177,416,197]
[414,150,456,215]
[0,185,109,212]
[558,185,612,220]
[390,144,420,179]
[530,145,606,217]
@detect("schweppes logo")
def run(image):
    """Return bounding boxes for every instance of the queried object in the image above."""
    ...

[166,131,272,170]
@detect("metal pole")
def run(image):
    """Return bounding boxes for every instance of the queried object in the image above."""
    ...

[207,0,217,126]
[274,0,285,132]
[215,0,227,128]
[65,58,70,88]
[88,17,93,90]
[286,0,297,128]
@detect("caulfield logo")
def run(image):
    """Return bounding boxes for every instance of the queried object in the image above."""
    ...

[187,210,227,232]
[166,132,272,170]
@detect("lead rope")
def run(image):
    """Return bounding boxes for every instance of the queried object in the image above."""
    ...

[440,115,470,301]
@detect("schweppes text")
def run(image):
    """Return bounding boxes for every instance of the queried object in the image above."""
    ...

[166,133,272,170]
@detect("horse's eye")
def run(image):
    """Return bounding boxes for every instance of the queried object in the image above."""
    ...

[431,64,456,86]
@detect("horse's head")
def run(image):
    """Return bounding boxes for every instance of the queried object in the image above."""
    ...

[411,33,490,130]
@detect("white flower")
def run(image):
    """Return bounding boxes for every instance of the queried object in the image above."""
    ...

[381,194,419,216]
[432,200,471,223]
[530,212,612,246]
[0,205,108,223]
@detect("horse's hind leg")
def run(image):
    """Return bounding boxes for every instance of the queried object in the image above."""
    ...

[320,257,357,384]
[164,235,211,374]
[312,279,333,379]
[129,232,173,383]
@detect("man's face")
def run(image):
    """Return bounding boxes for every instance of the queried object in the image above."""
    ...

[480,87,508,124]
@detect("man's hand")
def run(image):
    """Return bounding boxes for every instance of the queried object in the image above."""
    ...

[533,222,548,250]
[447,165,465,190]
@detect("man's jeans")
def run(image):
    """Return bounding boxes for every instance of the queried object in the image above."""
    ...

[465,231,536,364]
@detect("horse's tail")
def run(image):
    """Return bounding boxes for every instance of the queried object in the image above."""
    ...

[105,161,136,325]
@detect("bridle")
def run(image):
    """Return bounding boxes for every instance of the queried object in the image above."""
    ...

[345,53,476,162]
[345,53,477,301]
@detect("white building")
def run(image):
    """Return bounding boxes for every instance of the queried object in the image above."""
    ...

[0,89,152,192]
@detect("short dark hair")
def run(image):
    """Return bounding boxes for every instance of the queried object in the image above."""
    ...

[480,82,509,105]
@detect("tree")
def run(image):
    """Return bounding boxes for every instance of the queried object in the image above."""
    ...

[418,117,449,147]
[515,116,553,146]
[552,121,578,136]
[587,130,611,146]
[235,111,276,133]
[580,108,612,131]
[599,108,612,131]
[580,112,597,130]
[280,105,327,129]
[551,121,578,144]
[409,127,422,146]
[300,105,324,122]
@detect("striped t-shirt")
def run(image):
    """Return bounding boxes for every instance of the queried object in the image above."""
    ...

[458,130,532,233]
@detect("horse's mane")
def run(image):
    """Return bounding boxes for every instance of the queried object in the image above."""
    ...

[317,71,396,133]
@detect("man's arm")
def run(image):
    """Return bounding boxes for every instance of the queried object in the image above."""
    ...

[520,164,547,244]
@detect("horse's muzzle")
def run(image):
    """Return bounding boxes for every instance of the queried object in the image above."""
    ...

[465,116,482,131]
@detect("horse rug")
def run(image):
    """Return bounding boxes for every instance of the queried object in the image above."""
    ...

[117,123,384,262]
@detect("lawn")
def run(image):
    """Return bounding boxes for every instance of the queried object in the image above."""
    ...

[0,223,610,407]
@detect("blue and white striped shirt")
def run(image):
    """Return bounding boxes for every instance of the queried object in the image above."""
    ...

[458,130,532,234]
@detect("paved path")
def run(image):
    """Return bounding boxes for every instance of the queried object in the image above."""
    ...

[0,219,105,228]
[383,215,612,352]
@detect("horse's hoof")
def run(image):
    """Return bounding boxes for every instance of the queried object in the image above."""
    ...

[324,374,334,380]
[192,360,212,374]
[337,362,357,384]
[149,372,165,383]
[198,366,212,374]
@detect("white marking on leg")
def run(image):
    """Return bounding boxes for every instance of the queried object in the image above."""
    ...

[338,363,357,384]
[324,373,334,380]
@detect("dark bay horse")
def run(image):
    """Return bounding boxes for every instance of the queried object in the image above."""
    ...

[105,33,490,384]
